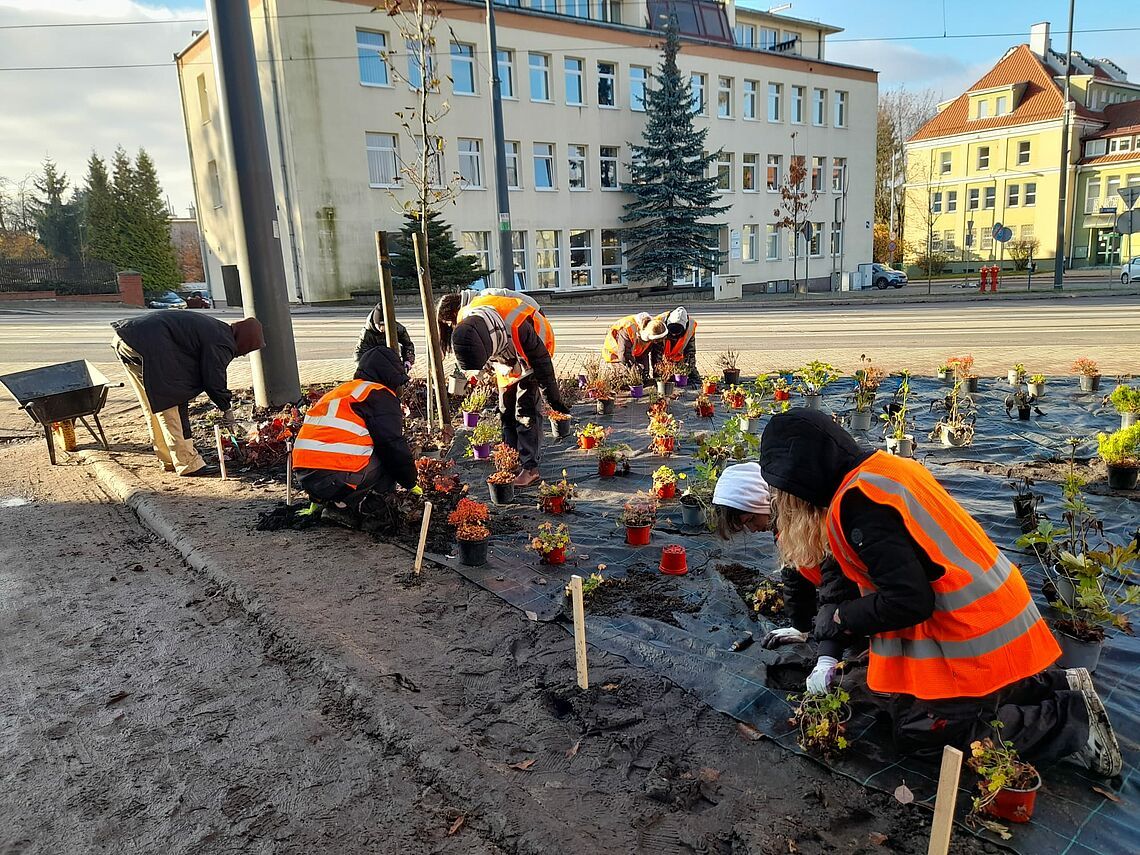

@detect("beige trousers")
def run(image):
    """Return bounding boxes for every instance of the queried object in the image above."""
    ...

[112,335,207,475]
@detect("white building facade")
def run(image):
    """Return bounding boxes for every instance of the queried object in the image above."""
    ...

[176,0,877,303]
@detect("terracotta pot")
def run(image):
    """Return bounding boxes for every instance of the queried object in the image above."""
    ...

[673,374,689,387]
[542,495,566,514]
[550,417,571,439]
[774,389,791,402]
[462,411,480,429]
[542,546,566,565]
[457,538,488,567]
[1079,374,1101,392]
[655,481,676,500]
[703,381,718,395]
[697,404,715,418]
[722,368,741,384]
[728,395,745,410]
[628,384,644,399]
[579,435,598,450]
[471,442,491,460]
[984,775,1041,824]
[626,524,651,546]
[487,480,515,505]
[654,436,676,455]
[596,398,615,416]
[598,459,617,478]
[659,544,688,575]
[1107,463,1139,490]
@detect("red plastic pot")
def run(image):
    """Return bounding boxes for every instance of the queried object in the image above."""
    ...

[654,436,676,455]
[774,389,791,402]
[655,482,676,500]
[703,381,718,395]
[626,524,652,546]
[697,404,714,418]
[984,776,1041,824]
[598,459,617,477]
[542,495,566,514]
[579,435,598,450]
[659,544,688,575]
[727,396,745,410]
[542,546,566,565]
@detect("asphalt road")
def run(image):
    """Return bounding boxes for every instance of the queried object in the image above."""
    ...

[1,297,1138,374]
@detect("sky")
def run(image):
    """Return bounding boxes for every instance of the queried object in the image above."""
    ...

[1,0,1139,215]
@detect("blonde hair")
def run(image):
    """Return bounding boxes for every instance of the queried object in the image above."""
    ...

[773,488,831,568]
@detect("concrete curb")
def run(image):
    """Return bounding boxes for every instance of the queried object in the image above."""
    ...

[79,450,580,854]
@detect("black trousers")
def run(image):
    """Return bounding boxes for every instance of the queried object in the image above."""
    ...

[499,375,542,470]
[885,668,1088,763]
[297,455,392,507]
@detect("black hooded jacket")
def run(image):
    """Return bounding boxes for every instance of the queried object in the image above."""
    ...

[760,410,945,640]
[351,346,416,490]
[451,314,564,410]
[355,307,415,365]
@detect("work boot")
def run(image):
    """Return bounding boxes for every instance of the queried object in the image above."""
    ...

[512,467,541,488]
[1069,688,1122,777]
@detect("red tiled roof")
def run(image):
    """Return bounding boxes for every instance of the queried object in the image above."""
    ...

[910,44,1092,142]
[1089,100,1140,139]
[1080,151,1140,167]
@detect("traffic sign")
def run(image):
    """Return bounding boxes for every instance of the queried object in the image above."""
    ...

[888,240,897,251]
[1119,186,1140,209]
[995,226,1013,243]
[991,222,1004,239]
[1116,210,1140,235]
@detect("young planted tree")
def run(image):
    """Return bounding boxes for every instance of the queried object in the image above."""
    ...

[621,17,728,286]
[772,135,817,292]
[31,158,81,264]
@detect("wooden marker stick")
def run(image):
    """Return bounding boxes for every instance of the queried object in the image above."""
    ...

[927,745,964,855]
[213,424,228,480]
[570,574,589,690]
[285,442,294,506]
[413,501,433,575]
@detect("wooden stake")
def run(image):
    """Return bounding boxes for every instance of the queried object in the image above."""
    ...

[927,745,964,855]
[375,231,400,353]
[413,501,433,575]
[285,442,293,506]
[570,574,589,690]
[213,424,228,480]
[412,231,451,430]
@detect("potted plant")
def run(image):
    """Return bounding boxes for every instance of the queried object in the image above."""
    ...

[1098,424,1140,490]
[446,365,468,396]
[448,498,491,566]
[576,423,607,450]
[529,522,571,565]
[606,363,643,400]
[486,443,520,505]
[596,442,631,478]
[620,492,658,545]
[548,409,573,439]
[652,465,683,500]
[1008,477,1040,533]
[1027,373,1046,398]
[680,472,715,528]
[1004,388,1036,422]
[947,354,979,393]
[538,472,575,514]
[702,376,719,395]
[722,384,747,410]
[967,724,1042,824]
[936,363,951,383]
[787,682,852,759]
[740,398,767,434]
[654,359,680,396]
[693,393,715,418]
[467,419,502,460]
[796,360,840,410]
[718,350,741,385]
[882,372,915,457]
[1008,362,1026,387]
[1072,357,1101,392]
[850,355,884,432]
[1108,383,1140,429]
[587,374,617,415]
[930,378,977,447]
[772,376,792,402]
[648,411,680,455]
[656,359,687,387]
[458,390,488,429]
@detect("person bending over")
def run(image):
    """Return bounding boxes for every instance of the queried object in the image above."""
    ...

[354,304,415,369]
[601,312,666,380]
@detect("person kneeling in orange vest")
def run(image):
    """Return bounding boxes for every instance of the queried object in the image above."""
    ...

[293,346,418,518]
[758,409,1122,776]
[652,307,700,383]
[601,312,666,381]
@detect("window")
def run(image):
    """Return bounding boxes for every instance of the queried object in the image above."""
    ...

[568,144,588,190]
[1107,176,1121,206]
[529,0,556,10]
[940,151,952,174]
[735,24,755,47]
[511,231,527,288]
[196,73,210,123]
[791,85,804,123]
[759,27,778,49]
[451,43,476,94]
[742,153,758,191]
[601,229,623,284]
[356,30,389,87]
[834,91,847,127]
[717,76,733,118]
[830,221,843,256]
[941,230,954,252]
[529,53,551,101]
[977,146,990,170]
[831,157,846,192]
[1017,140,1030,165]
[743,80,757,119]
[1020,224,1034,241]
[690,73,706,114]
[791,154,805,186]
[766,154,782,191]
[496,49,515,98]
[982,232,993,252]
[765,224,779,260]
[964,227,975,250]
[968,188,979,210]
[931,191,942,214]
[534,230,560,289]
[569,229,592,287]
[947,191,958,212]
[630,66,648,112]
[976,100,989,119]
[782,30,801,52]
[600,146,619,190]
[809,221,823,257]
[414,135,444,187]
[458,138,483,188]
[1085,139,1107,158]
[717,152,734,191]
[767,82,782,121]
[812,88,826,125]
[811,156,824,192]
[741,224,758,262]
[406,40,434,91]
[597,62,616,107]
[566,0,589,17]
[505,141,521,189]
[365,132,399,187]
[983,186,995,209]
[207,159,222,207]
[565,57,584,105]
[533,143,555,189]
[1024,182,1036,206]
[995,95,1008,115]
[461,232,490,286]
[931,232,943,252]
[1007,184,1019,207]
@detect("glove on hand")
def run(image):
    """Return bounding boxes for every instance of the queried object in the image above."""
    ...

[813,603,846,642]
[806,656,839,694]
[761,627,809,649]
[221,408,237,426]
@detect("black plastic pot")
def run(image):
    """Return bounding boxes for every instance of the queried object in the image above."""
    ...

[487,480,516,505]
[1017,406,1031,421]
[722,368,741,385]
[549,417,572,439]
[965,377,980,393]
[596,398,615,416]
[680,496,705,527]
[656,380,675,396]
[1055,628,1103,672]
[1012,495,1036,523]
[457,538,489,567]
[1107,464,1139,491]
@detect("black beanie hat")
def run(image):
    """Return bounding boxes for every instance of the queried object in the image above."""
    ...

[451,318,493,370]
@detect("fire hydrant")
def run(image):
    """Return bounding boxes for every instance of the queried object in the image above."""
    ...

[990,266,1000,293]
[978,267,989,292]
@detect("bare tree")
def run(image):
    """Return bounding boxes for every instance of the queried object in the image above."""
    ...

[772,133,818,292]
[876,87,937,263]
[903,150,944,294]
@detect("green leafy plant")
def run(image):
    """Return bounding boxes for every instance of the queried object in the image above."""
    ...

[797,360,840,395]
[881,371,913,440]
[694,416,759,469]
[619,492,658,527]
[1108,384,1140,414]
[967,722,1039,818]
[652,465,680,488]
[459,390,488,414]
[538,471,576,500]
[1028,373,1046,384]
[717,350,739,372]
[749,580,784,617]
[577,423,608,443]
[596,441,632,466]
[565,570,607,603]
[787,679,852,759]
[1097,424,1140,466]
[468,418,502,448]
[1009,363,1026,381]
[852,354,885,412]
[530,522,571,555]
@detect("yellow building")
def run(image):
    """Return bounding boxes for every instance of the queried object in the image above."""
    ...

[902,22,1140,274]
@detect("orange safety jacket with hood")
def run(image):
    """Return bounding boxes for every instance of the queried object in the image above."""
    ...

[458,293,556,389]
[656,315,697,363]
[602,314,652,362]
[292,380,392,473]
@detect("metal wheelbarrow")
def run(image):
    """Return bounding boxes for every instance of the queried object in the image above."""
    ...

[0,360,121,464]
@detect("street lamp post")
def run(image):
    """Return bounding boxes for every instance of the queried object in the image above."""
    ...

[485,0,515,291]
[1052,0,1076,290]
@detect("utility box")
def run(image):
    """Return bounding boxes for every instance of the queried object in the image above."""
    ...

[713,274,741,301]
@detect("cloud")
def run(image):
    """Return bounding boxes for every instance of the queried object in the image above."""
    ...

[0,1,204,213]
[829,39,992,103]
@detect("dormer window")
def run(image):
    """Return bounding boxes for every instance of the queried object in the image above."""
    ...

[995,95,1009,115]
[977,100,990,119]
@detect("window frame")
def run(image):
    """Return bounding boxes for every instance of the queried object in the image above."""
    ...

[630,65,648,112]
[742,153,758,192]
[765,224,779,260]
[599,145,620,190]
[505,140,521,189]
[534,229,561,289]
[833,90,847,127]
[496,49,515,99]
[690,72,707,115]
[766,154,782,192]
[717,76,733,118]
[450,42,477,95]
[767,82,782,122]
[1017,140,1030,165]
[564,57,585,106]
[977,146,990,170]
[812,87,826,126]
[940,151,952,174]
[365,132,400,189]
[568,144,588,190]
[458,137,484,189]
[742,223,758,262]
[597,61,617,108]
[533,142,557,190]
[569,228,593,287]
[791,85,804,124]
[831,157,846,193]
[743,80,758,120]
[1007,183,1020,208]
[716,152,734,192]
[528,52,552,103]
[600,228,623,285]
[1024,182,1037,206]
[356,29,390,88]
[810,156,824,193]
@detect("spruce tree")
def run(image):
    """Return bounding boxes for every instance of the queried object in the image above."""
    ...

[31,158,82,264]
[107,146,179,293]
[81,153,117,265]
[388,210,487,292]
[620,17,728,285]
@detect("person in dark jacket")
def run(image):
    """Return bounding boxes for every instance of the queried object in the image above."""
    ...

[354,306,415,368]
[758,409,1121,775]
[111,311,264,476]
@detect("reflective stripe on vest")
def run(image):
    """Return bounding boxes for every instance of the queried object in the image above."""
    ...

[292,380,391,474]
[602,315,649,362]
[459,294,556,389]
[798,564,823,587]
[658,318,697,363]
[826,452,1059,700]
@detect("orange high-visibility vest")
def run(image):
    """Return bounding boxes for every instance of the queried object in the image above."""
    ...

[292,380,392,474]
[458,294,556,389]
[826,452,1059,700]
[601,315,651,362]
[798,564,823,586]
[656,314,697,363]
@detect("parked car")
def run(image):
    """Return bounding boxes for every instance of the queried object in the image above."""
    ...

[181,290,213,309]
[1121,257,1140,285]
[146,290,187,309]
[871,263,908,289]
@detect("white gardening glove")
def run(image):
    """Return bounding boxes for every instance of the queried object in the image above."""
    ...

[806,656,839,694]
[761,627,809,649]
